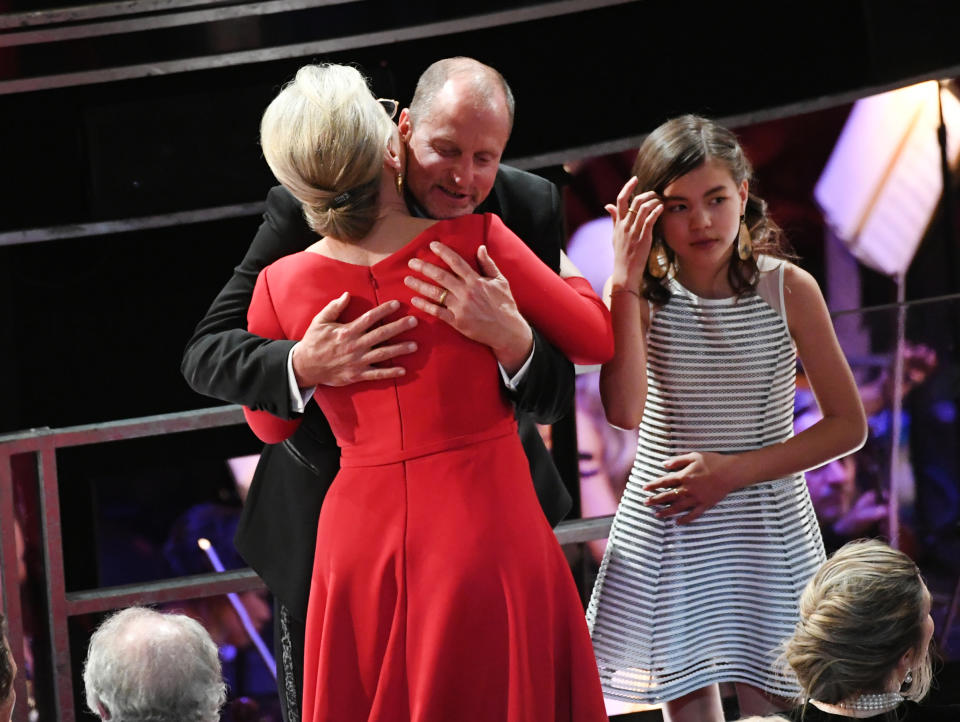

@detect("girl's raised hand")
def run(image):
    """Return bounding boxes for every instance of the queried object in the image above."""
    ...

[643,451,738,524]
[605,176,663,290]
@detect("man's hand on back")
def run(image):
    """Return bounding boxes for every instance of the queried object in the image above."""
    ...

[404,241,534,376]
[292,293,419,388]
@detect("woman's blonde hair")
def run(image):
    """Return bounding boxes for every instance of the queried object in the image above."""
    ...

[260,63,393,241]
[785,539,933,705]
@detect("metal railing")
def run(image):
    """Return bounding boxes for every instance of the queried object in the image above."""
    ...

[0,406,612,722]
[0,0,634,94]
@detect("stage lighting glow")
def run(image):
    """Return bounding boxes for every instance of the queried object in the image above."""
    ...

[815,80,960,277]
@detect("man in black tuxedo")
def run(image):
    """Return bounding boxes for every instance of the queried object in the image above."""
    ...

[181,57,573,721]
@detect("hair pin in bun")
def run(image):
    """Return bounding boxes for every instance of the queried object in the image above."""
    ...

[330,191,351,208]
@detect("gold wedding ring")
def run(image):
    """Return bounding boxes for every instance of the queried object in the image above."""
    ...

[438,289,449,306]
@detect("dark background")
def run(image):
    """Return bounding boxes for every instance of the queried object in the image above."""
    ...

[3,0,960,435]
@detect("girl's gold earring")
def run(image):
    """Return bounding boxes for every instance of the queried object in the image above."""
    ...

[648,241,669,279]
[737,216,753,261]
[396,172,404,197]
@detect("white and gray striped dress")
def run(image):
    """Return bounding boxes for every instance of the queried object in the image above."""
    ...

[586,258,825,704]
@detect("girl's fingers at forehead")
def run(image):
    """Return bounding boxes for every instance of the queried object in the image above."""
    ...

[643,207,663,226]
[627,190,658,211]
[637,197,660,211]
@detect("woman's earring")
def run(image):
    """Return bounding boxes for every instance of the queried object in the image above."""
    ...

[737,215,753,260]
[903,669,913,687]
[648,241,669,279]
[395,171,404,197]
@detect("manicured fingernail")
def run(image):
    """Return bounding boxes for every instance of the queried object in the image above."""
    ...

[389,300,400,309]
[429,242,440,251]
[406,317,417,327]
[406,342,417,351]
[408,259,421,269]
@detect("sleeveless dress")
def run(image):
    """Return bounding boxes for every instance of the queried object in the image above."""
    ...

[243,213,612,722]
[586,258,825,704]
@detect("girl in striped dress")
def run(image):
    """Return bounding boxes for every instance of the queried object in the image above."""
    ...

[586,115,867,722]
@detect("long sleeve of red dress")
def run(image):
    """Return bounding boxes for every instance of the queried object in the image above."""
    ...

[243,270,304,444]
[481,213,613,366]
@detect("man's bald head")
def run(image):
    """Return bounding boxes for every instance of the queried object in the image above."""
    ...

[408,57,515,131]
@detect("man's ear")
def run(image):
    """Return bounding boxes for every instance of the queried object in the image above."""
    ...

[397,108,413,143]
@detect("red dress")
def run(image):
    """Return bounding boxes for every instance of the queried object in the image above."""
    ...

[244,213,613,722]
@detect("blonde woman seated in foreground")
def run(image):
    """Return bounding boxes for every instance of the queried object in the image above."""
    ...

[785,539,954,721]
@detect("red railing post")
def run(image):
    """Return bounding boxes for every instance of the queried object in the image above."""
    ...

[37,446,74,722]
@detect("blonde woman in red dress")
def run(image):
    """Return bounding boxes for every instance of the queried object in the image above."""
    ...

[243,63,613,722]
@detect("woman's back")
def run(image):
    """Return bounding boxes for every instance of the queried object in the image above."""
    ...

[250,216,512,455]
[244,212,613,452]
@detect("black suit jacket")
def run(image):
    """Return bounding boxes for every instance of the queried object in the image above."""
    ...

[181,165,574,620]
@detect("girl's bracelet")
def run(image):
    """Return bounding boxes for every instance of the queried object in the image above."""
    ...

[610,287,643,301]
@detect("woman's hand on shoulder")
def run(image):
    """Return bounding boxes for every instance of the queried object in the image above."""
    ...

[643,451,739,524]
[606,176,663,291]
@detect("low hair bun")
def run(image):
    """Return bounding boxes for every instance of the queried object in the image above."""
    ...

[260,63,392,242]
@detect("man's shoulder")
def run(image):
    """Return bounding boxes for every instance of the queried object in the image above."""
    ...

[264,184,316,242]
[265,184,302,218]
[494,164,557,197]
[487,164,559,224]
[484,164,561,264]
[265,183,297,207]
